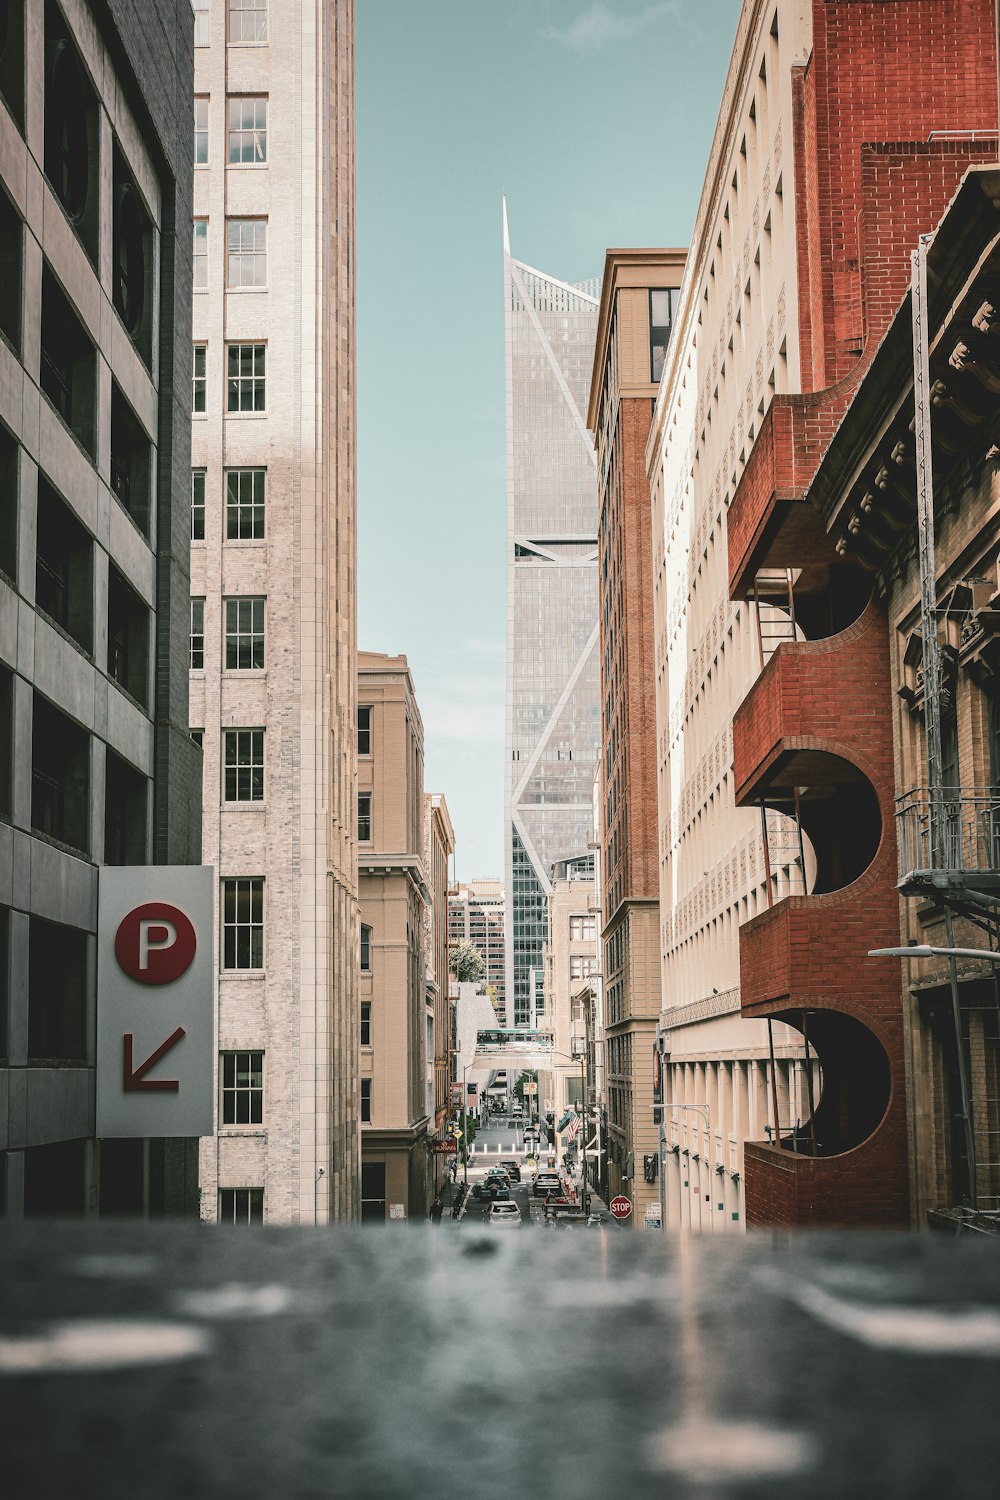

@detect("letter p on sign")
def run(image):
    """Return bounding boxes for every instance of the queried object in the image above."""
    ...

[115,903,196,985]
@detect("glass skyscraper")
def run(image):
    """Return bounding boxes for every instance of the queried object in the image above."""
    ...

[503,203,601,1027]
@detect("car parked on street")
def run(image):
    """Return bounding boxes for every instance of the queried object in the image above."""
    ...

[486,1201,521,1228]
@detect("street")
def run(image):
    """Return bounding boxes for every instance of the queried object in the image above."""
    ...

[443,1112,600,1230]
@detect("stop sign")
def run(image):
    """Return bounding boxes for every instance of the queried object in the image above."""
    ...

[609,1195,632,1221]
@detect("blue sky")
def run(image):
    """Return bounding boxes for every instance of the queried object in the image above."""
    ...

[356,0,741,879]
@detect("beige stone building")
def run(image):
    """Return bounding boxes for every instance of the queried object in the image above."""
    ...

[358,651,440,1223]
[646,0,816,1232]
[589,250,685,1227]
[541,865,598,1156]
[425,792,455,1197]
[189,0,358,1223]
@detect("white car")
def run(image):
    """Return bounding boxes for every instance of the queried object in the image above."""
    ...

[486,1201,521,1228]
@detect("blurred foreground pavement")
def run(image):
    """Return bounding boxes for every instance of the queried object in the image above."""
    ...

[1,1223,998,1498]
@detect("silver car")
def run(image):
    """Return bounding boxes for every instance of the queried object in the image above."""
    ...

[486,1201,522,1228]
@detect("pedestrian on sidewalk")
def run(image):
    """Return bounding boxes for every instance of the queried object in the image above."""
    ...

[429,1196,443,1225]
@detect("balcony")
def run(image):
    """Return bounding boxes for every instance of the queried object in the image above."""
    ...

[896,787,1000,899]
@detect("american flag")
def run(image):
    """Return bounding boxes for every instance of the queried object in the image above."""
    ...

[567,1114,582,1141]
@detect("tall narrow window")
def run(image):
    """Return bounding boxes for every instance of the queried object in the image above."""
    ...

[193,219,208,290]
[224,728,264,801]
[650,289,674,382]
[222,876,263,969]
[229,0,267,42]
[361,1077,372,1123]
[357,705,372,756]
[224,596,264,669]
[228,97,267,163]
[191,470,206,541]
[221,1051,264,1125]
[225,467,265,538]
[219,1188,263,1224]
[226,218,266,288]
[190,597,205,670]
[194,96,209,165]
[226,343,265,411]
[360,1001,371,1048]
[357,791,372,842]
[193,344,207,412]
[360,923,372,972]
[193,0,210,46]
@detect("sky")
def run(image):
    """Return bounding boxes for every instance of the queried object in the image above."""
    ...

[356,0,741,880]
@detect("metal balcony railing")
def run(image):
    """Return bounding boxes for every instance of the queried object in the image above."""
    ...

[896,787,1000,881]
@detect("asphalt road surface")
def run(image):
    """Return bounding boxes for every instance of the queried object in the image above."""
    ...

[456,1112,572,1230]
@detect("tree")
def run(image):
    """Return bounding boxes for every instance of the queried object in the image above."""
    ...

[449,940,486,985]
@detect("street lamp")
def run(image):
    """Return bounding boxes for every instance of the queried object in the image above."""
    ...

[869,944,1000,962]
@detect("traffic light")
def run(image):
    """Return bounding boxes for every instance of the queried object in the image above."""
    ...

[643,1153,658,1183]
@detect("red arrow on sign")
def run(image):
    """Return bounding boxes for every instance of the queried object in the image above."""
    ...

[123,1027,186,1091]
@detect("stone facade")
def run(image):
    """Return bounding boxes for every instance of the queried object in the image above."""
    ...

[358,651,436,1224]
[0,0,202,1217]
[720,0,997,1226]
[189,0,358,1223]
[588,250,685,1228]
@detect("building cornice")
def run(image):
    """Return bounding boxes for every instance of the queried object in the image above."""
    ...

[660,986,741,1035]
[587,249,688,433]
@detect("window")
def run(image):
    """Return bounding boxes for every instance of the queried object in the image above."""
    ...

[190,597,205,669]
[191,470,206,540]
[225,467,265,539]
[193,344,207,412]
[0,183,22,354]
[0,0,25,130]
[0,423,16,582]
[224,728,264,801]
[226,342,265,411]
[360,1001,371,1048]
[43,8,99,263]
[35,475,93,654]
[193,0,209,46]
[361,1077,372,1123]
[105,749,147,865]
[222,876,263,969]
[230,0,267,43]
[111,381,151,534]
[193,220,208,290]
[194,96,209,165]
[360,923,372,972]
[650,288,674,383]
[570,955,597,981]
[107,564,149,709]
[28,915,87,1061]
[219,1188,263,1225]
[224,596,264,669]
[112,144,151,358]
[228,96,267,163]
[40,266,96,458]
[357,705,372,756]
[357,791,372,842]
[31,692,89,854]
[569,915,596,942]
[221,1051,263,1125]
[227,218,266,287]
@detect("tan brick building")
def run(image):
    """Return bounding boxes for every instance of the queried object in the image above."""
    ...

[189,0,358,1223]
[358,651,442,1223]
[588,250,685,1226]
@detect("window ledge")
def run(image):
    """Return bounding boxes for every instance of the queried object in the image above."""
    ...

[218,1129,267,1139]
[226,286,269,295]
[220,970,266,981]
[225,410,268,420]
[222,802,267,812]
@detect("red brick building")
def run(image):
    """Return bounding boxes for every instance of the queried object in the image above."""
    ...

[588,251,686,1224]
[726,0,998,1226]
